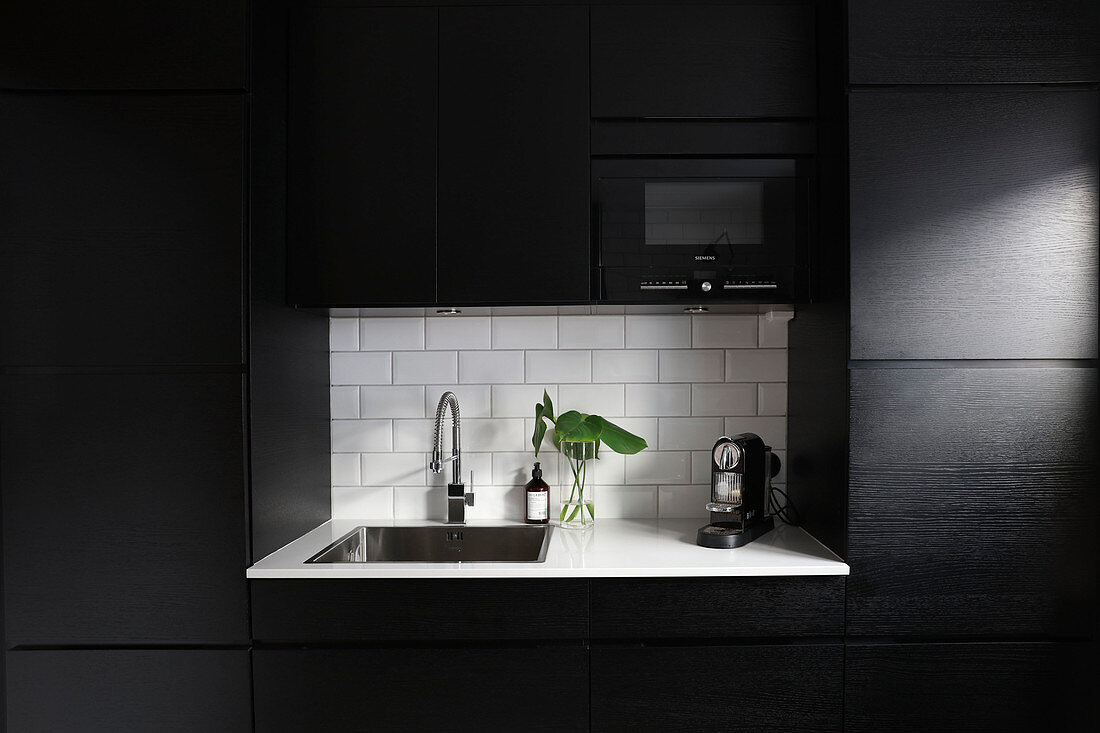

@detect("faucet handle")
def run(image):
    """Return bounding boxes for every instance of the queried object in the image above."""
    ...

[465,470,475,506]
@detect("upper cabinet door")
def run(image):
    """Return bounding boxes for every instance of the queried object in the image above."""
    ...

[591,4,816,119]
[849,0,1100,84]
[0,1,246,89]
[850,90,1099,360]
[288,8,437,307]
[437,7,590,304]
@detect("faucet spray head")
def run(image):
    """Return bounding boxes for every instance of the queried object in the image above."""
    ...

[430,449,443,473]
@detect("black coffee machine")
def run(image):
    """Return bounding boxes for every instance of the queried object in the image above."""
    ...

[697,433,780,549]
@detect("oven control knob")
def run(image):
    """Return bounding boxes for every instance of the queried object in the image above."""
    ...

[701,281,712,292]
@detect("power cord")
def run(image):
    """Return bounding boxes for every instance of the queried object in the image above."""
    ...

[769,486,802,526]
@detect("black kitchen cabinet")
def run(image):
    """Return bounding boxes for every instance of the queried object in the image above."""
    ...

[0,1,246,90]
[847,367,1097,638]
[0,94,246,366]
[844,642,1097,731]
[1,374,249,646]
[252,579,588,642]
[5,650,251,732]
[849,0,1100,84]
[591,4,816,119]
[254,646,588,732]
[591,644,842,732]
[849,90,1099,360]
[437,6,589,304]
[288,7,437,307]
[590,577,844,639]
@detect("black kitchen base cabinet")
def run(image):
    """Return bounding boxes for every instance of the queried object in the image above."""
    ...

[253,646,588,732]
[591,644,842,732]
[5,650,251,732]
[844,642,1098,732]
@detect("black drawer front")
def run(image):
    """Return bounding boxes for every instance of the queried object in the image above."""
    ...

[251,579,588,642]
[591,577,845,639]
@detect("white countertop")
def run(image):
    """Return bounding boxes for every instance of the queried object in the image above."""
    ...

[247,518,849,579]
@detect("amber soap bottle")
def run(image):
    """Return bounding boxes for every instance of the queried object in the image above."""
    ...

[524,462,550,524]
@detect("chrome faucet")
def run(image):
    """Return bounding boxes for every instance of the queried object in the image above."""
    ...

[430,391,474,524]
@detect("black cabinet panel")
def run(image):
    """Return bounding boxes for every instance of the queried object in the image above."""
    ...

[438,6,589,304]
[288,8,437,306]
[849,0,1100,84]
[1,374,249,645]
[847,368,1097,638]
[252,579,588,642]
[0,1,246,90]
[592,644,842,732]
[591,4,816,119]
[254,647,588,732]
[591,577,844,639]
[850,90,1099,359]
[845,643,1097,732]
[0,94,245,366]
[6,650,251,732]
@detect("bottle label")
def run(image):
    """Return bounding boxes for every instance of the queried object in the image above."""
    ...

[527,491,548,521]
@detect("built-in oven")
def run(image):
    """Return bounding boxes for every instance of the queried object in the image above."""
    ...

[594,158,809,303]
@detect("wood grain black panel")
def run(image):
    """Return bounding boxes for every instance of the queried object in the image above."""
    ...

[251,579,588,642]
[250,3,331,562]
[848,368,1097,638]
[254,646,587,732]
[0,94,245,366]
[438,6,589,304]
[591,4,816,118]
[1,374,249,645]
[849,0,1100,84]
[849,90,1099,359]
[590,577,844,639]
[845,642,1097,732]
[0,1,245,89]
[592,644,842,732]
[288,7,437,307]
[6,650,251,732]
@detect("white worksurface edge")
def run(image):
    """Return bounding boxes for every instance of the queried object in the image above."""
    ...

[247,518,849,579]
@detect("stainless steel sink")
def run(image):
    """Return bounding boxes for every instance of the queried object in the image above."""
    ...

[305,525,552,563]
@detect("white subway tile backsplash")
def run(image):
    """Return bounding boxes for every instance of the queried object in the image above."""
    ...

[361,453,427,486]
[332,311,787,522]
[691,383,757,417]
[658,485,711,518]
[657,417,725,451]
[526,350,591,384]
[558,384,625,418]
[460,350,524,384]
[724,416,786,449]
[330,386,359,419]
[360,317,424,351]
[331,352,391,385]
[625,451,690,485]
[331,453,360,486]
[393,351,457,384]
[331,419,393,453]
[757,383,787,416]
[724,349,787,382]
[424,385,492,418]
[360,385,425,418]
[332,486,393,518]
[558,315,625,348]
[592,350,658,383]
[492,316,557,349]
[492,384,557,418]
[659,350,724,382]
[426,316,490,350]
[625,315,691,348]
[329,318,359,351]
[691,314,757,348]
[625,384,691,416]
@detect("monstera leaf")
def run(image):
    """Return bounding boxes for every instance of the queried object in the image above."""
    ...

[531,390,647,458]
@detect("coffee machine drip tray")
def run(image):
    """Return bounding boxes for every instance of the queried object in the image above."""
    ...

[697,517,775,549]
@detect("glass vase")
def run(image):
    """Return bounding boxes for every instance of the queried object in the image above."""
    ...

[559,440,596,529]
